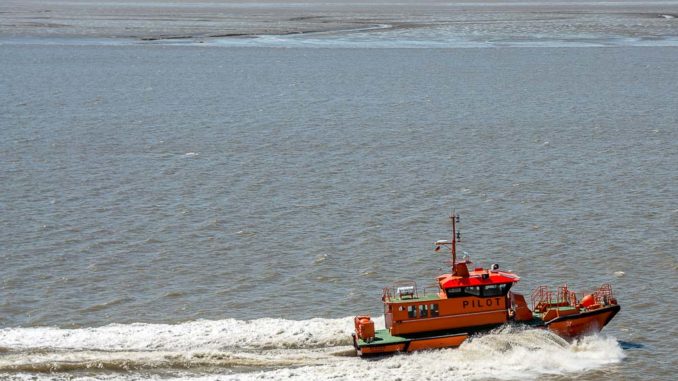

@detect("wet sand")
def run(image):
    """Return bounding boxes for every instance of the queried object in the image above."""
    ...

[1,0,677,41]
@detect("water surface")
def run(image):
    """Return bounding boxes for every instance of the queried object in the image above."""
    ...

[1,2,677,380]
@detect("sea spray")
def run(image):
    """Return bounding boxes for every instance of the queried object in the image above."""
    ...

[0,317,623,380]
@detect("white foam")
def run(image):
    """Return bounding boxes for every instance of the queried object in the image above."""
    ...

[211,326,625,381]
[0,316,359,351]
[0,319,624,380]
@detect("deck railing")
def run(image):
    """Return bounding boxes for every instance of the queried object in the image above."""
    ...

[382,280,419,301]
[531,284,615,312]
[530,284,577,312]
[592,283,615,305]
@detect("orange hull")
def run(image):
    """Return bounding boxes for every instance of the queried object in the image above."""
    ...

[406,333,469,352]
[354,333,468,356]
[358,343,407,356]
[545,305,620,337]
[390,310,507,336]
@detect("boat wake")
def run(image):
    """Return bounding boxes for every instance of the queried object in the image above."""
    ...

[0,349,328,373]
[0,317,357,352]
[0,317,624,380]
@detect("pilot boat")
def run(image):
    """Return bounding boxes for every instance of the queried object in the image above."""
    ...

[352,213,620,356]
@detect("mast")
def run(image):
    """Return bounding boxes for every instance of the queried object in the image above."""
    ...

[451,212,457,270]
[434,212,461,274]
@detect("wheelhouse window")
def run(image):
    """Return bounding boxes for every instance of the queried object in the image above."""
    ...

[430,303,439,317]
[465,286,481,296]
[446,287,465,298]
[445,284,513,298]
[419,304,428,318]
[483,284,502,296]
[482,283,512,297]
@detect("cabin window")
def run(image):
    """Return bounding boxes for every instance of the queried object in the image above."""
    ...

[483,284,502,297]
[465,286,481,296]
[446,287,465,298]
[407,305,417,318]
[482,283,512,297]
[419,304,428,318]
[430,304,439,317]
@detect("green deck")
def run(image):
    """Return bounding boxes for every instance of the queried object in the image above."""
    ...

[532,306,579,320]
[356,329,409,347]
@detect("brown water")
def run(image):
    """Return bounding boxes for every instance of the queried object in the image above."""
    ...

[1,1,677,380]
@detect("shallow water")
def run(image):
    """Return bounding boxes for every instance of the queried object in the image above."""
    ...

[1,2,678,380]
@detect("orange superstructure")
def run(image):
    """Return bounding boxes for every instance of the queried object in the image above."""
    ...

[352,212,620,356]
